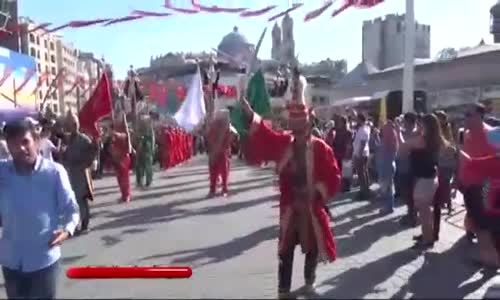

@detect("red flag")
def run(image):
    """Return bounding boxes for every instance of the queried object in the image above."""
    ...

[78,73,113,139]
[164,0,199,14]
[304,1,334,22]
[332,1,354,17]
[31,72,49,95]
[268,3,304,22]
[103,16,144,26]
[68,19,112,28]
[191,0,247,13]
[354,0,384,8]
[45,23,71,33]
[240,5,276,17]
[28,22,51,33]
[131,10,171,17]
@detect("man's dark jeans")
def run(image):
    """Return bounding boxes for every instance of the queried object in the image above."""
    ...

[2,261,59,299]
[278,230,318,293]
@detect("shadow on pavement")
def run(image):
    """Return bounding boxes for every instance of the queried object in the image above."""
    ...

[335,216,402,259]
[61,255,87,265]
[140,224,279,268]
[90,175,273,210]
[319,249,420,299]
[101,235,122,247]
[92,193,277,232]
[393,236,491,299]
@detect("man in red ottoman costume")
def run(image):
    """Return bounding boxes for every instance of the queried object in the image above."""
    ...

[206,110,232,197]
[239,75,340,298]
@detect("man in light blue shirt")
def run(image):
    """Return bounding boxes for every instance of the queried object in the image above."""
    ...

[0,118,80,299]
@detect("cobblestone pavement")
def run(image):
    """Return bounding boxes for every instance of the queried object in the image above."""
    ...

[0,156,498,299]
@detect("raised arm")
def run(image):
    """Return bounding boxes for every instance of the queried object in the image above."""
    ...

[244,112,292,165]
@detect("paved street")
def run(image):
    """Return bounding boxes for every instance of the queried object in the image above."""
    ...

[1,156,499,299]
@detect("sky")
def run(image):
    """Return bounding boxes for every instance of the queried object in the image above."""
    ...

[18,0,498,79]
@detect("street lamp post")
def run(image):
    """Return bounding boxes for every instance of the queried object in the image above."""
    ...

[402,0,415,113]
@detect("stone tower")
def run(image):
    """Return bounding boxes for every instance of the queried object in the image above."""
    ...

[281,14,296,66]
[362,14,430,70]
[271,22,282,61]
[491,0,500,43]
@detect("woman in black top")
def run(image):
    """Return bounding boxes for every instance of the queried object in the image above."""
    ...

[399,114,447,250]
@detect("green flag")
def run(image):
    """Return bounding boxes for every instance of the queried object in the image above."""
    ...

[230,70,271,137]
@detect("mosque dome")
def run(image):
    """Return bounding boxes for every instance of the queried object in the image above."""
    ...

[217,26,253,60]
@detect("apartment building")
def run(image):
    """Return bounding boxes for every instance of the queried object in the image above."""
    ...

[18,17,62,114]
[78,51,102,101]
[56,39,81,114]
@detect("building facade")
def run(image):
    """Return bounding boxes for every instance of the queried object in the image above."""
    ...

[271,14,296,66]
[19,17,61,114]
[0,0,19,52]
[362,14,431,70]
[56,39,82,114]
[78,51,101,103]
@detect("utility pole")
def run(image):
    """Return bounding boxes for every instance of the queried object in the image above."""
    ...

[402,0,415,113]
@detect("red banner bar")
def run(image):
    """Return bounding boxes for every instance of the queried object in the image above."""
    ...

[66,266,192,279]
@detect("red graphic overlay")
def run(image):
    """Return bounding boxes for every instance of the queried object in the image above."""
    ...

[66,266,192,279]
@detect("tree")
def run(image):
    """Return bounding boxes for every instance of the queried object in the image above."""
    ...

[299,58,347,80]
[436,47,458,61]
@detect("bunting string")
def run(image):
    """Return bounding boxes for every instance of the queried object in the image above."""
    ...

[9,0,384,39]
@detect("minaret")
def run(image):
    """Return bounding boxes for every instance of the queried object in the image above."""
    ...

[271,22,282,61]
[281,14,295,65]
[491,0,500,43]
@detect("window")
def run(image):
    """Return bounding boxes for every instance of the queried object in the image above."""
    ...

[52,103,58,113]
[50,55,55,63]
[36,50,40,59]
[39,91,43,100]
[36,36,40,45]
[45,65,49,73]
[50,42,54,50]
[37,63,41,72]
[44,53,48,61]
[44,39,48,48]
[39,103,43,111]
[29,34,35,43]
[52,92,57,100]
[30,47,36,57]
[51,67,56,75]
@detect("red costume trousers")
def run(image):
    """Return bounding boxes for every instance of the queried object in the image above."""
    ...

[209,156,230,193]
[115,154,131,200]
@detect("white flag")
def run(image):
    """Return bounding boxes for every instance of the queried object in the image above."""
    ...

[174,68,206,132]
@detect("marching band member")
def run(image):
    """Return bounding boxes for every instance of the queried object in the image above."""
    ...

[111,113,132,203]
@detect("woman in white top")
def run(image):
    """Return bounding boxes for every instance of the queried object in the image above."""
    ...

[40,126,59,161]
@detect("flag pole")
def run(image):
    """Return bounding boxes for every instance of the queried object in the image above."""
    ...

[402,0,415,113]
